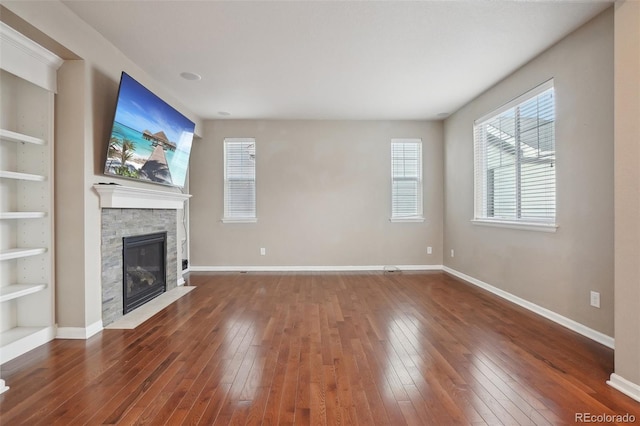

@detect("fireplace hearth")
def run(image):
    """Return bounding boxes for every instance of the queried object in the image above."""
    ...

[122,232,167,314]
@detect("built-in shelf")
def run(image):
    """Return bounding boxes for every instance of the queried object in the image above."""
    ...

[0,247,47,261]
[0,20,60,385]
[0,212,47,220]
[0,284,47,302]
[0,170,46,181]
[0,128,46,145]
[0,326,48,347]
[0,326,54,365]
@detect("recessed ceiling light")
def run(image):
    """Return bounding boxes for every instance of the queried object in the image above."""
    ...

[437,112,450,118]
[180,72,201,81]
[218,111,231,116]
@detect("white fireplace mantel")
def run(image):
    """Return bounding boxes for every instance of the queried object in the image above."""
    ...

[93,184,191,209]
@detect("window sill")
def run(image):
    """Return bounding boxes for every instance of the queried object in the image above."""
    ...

[221,217,258,224]
[471,219,557,233]
[389,216,425,223]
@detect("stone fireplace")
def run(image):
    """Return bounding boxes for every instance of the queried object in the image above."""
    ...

[94,185,190,326]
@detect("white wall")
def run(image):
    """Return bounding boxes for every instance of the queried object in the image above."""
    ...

[443,9,614,336]
[190,120,443,269]
[612,0,640,397]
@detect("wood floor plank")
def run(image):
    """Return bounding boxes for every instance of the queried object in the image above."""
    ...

[278,335,302,425]
[260,301,292,425]
[1,271,638,425]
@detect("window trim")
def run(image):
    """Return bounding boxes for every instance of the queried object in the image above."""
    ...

[390,217,426,223]
[471,218,557,233]
[475,79,554,124]
[221,217,258,224]
[390,138,424,222]
[223,138,257,223]
[473,80,556,229]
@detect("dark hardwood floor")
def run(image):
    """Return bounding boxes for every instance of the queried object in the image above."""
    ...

[1,271,638,425]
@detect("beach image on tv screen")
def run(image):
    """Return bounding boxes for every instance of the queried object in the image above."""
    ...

[105,72,195,187]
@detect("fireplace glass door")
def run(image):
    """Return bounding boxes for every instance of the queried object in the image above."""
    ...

[122,232,167,314]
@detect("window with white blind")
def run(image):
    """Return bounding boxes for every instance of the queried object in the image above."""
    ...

[223,138,256,223]
[473,80,556,230]
[391,139,424,222]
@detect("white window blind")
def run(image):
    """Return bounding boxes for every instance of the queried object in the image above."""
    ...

[474,81,555,225]
[224,138,256,221]
[391,139,423,220]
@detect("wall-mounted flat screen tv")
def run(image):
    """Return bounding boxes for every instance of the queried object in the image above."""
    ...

[104,72,194,188]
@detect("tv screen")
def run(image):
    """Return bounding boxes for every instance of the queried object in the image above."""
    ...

[104,72,194,188]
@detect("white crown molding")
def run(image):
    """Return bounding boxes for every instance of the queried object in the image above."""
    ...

[93,184,191,210]
[442,266,615,349]
[607,374,640,403]
[0,21,63,92]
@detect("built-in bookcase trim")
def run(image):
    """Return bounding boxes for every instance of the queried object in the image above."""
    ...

[0,22,63,93]
[0,248,47,261]
[0,212,47,219]
[0,284,47,302]
[0,326,56,364]
[0,170,47,181]
[0,21,60,392]
[0,128,46,145]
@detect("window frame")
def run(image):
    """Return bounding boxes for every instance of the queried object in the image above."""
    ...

[390,138,425,223]
[222,138,257,223]
[472,79,557,232]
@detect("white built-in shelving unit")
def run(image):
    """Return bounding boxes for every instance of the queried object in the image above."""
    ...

[0,21,63,394]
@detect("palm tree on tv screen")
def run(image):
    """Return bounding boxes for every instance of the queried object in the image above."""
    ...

[110,137,138,178]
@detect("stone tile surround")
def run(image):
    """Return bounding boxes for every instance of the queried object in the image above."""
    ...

[101,208,177,326]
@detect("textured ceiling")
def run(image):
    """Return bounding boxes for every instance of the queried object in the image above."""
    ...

[62,0,612,120]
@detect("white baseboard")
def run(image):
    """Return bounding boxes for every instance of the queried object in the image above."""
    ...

[56,320,103,340]
[0,379,8,394]
[0,326,56,364]
[185,264,615,349]
[608,373,640,403]
[190,264,443,272]
[177,276,185,286]
[442,266,615,349]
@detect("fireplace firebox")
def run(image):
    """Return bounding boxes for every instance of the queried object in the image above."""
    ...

[122,232,167,314]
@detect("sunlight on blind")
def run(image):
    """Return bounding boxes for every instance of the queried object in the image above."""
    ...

[474,81,555,224]
[391,139,423,219]
[224,138,256,219]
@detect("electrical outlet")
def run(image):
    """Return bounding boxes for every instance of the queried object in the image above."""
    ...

[590,291,600,308]
[450,249,455,258]
[427,246,432,254]
[260,247,266,256]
